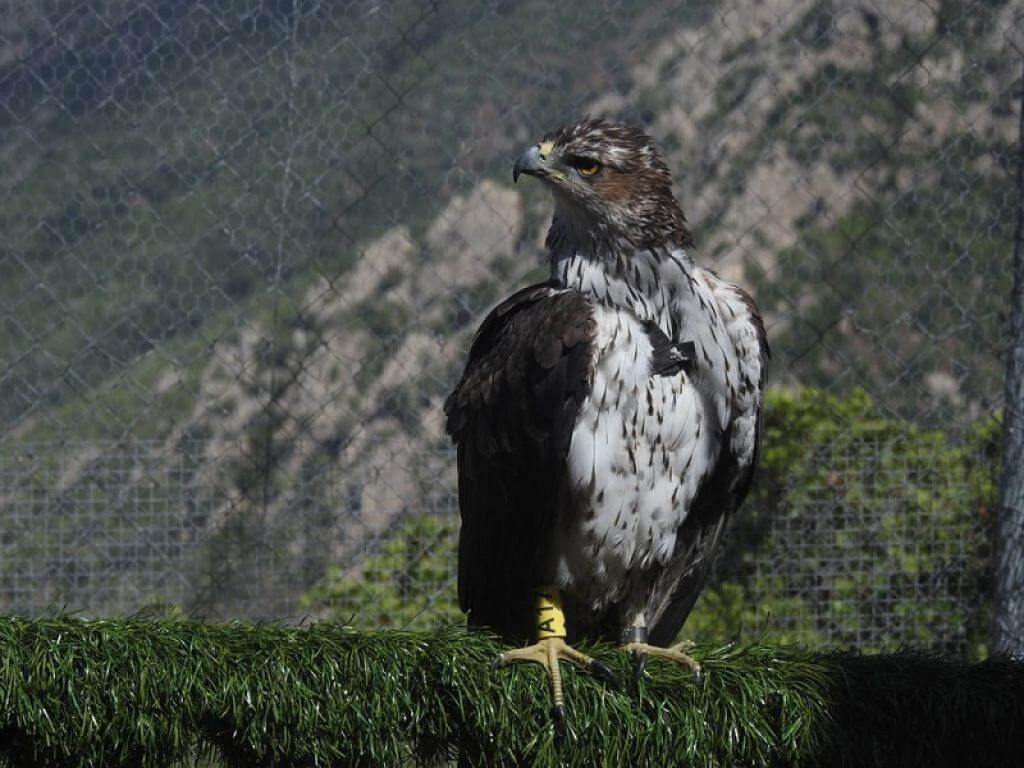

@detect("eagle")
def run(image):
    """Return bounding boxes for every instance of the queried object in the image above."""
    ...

[444,119,768,719]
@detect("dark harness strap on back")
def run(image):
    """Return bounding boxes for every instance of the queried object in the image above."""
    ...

[643,320,696,377]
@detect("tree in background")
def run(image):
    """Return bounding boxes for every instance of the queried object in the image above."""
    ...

[698,388,998,655]
[302,513,462,631]
[304,389,999,655]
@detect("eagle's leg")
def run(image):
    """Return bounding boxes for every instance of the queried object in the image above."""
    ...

[492,588,615,723]
[623,626,704,687]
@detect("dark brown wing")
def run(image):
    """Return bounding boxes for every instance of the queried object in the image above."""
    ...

[444,283,596,642]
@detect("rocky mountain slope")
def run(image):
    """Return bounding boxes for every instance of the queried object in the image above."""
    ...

[0,0,1018,617]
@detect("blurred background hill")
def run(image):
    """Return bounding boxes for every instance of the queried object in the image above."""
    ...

[0,0,1020,654]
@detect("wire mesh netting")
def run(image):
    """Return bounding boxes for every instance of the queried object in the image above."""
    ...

[1,0,1021,655]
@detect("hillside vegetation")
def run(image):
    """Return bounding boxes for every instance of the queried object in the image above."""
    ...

[0,0,1017,622]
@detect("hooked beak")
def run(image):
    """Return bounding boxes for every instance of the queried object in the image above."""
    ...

[512,144,544,183]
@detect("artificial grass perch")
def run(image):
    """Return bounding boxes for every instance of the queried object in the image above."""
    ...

[1,616,1022,768]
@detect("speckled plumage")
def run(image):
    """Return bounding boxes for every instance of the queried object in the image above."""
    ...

[445,119,768,646]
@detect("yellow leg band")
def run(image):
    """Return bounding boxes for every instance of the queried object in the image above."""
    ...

[536,587,567,639]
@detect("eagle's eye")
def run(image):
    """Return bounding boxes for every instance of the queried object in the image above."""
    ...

[568,156,602,177]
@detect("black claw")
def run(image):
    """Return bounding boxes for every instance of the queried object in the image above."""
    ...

[491,655,506,671]
[588,658,619,690]
[552,703,567,729]
[693,668,705,688]
[632,650,647,688]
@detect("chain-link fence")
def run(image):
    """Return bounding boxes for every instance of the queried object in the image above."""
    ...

[1,0,1021,655]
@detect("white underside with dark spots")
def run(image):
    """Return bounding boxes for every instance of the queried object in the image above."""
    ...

[554,306,715,608]
[549,245,765,624]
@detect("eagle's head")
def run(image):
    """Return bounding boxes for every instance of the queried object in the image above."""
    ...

[513,118,692,249]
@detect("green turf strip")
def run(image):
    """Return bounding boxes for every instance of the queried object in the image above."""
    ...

[0,617,1021,767]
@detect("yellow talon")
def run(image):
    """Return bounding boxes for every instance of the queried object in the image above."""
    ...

[492,588,617,721]
[625,639,705,686]
[496,636,600,712]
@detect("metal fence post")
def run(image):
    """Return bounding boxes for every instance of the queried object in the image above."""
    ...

[994,54,1024,657]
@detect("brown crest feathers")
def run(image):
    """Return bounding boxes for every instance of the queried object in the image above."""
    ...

[543,117,693,249]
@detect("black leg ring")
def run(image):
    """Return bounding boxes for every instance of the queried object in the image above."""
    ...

[622,625,649,644]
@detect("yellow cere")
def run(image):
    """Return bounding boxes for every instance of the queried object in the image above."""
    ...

[535,587,567,639]
[538,140,555,159]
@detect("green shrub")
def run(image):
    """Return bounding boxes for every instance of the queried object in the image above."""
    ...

[303,388,999,655]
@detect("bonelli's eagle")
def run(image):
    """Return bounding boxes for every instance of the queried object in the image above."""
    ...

[444,119,768,719]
